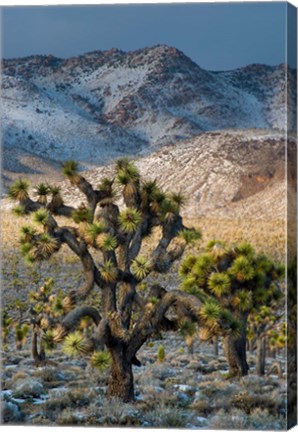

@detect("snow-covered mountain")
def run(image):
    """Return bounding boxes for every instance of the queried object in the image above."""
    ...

[1,45,297,164]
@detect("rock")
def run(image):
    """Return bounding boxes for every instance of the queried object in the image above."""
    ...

[1,401,24,423]
[193,390,209,402]
[174,384,196,393]
[6,356,23,365]
[13,379,45,399]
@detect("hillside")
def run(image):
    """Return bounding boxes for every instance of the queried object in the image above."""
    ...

[2,45,297,166]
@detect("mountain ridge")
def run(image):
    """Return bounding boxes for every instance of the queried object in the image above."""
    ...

[2,45,297,167]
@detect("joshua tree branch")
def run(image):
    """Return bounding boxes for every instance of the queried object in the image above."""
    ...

[61,306,101,332]
[125,289,203,361]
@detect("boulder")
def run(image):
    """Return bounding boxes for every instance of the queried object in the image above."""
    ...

[13,379,44,399]
[1,401,24,423]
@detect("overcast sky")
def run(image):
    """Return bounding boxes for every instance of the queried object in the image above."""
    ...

[1,2,296,70]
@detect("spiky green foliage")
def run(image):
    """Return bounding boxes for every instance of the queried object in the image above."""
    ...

[199,301,221,324]
[24,252,36,266]
[42,329,56,351]
[179,228,202,245]
[131,255,152,280]
[235,242,255,259]
[219,310,243,338]
[20,242,33,256]
[63,331,93,357]
[116,159,140,182]
[8,179,30,201]
[150,189,166,214]
[208,272,231,297]
[12,205,26,217]
[20,225,37,242]
[118,208,142,233]
[115,157,131,171]
[49,185,61,196]
[141,180,159,204]
[179,255,198,277]
[100,260,118,283]
[170,192,186,208]
[98,177,114,191]
[157,345,165,362]
[33,208,50,226]
[62,160,79,177]
[84,222,107,244]
[159,197,179,221]
[234,289,253,312]
[90,351,111,372]
[72,207,92,224]
[229,256,255,281]
[179,319,196,337]
[96,233,117,251]
[180,240,283,353]
[51,295,65,317]
[34,183,50,197]
[35,233,59,259]
[206,240,229,260]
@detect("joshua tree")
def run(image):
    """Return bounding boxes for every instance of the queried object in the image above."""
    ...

[9,159,237,402]
[179,240,284,377]
[248,306,283,376]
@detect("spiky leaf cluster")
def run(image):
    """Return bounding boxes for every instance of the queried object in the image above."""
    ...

[34,183,50,203]
[62,160,79,178]
[72,206,92,224]
[179,228,202,245]
[33,208,50,226]
[118,208,142,233]
[96,233,118,251]
[63,331,93,357]
[90,351,111,372]
[116,158,140,184]
[131,255,152,280]
[84,222,106,244]
[8,179,30,201]
[12,205,26,217]
[180,241,283,317]
[100,260,118,283]
[179,319,196,337]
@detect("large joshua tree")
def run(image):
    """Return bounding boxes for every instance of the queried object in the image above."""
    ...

[180,240,284,377]
[9,160,237,402]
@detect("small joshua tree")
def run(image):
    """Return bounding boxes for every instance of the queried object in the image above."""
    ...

[248,305,283,376]
[9,159,237,402]
[180,240,284,377]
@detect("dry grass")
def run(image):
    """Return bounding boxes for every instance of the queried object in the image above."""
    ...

[190,216,286,262]
[2,210,287,263]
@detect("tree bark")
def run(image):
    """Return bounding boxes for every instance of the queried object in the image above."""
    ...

[107,344,134,402]
[213,335,219,356]
[31,329,46,365]
[256,335,266,376]
[223,314,249,377]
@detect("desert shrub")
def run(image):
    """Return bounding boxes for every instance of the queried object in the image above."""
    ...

[33,367,61,383]
[56,408,84,425]
[143,404,193,428]
[157,345,165,362]
[209,407,285,430]
[231,390,255,414]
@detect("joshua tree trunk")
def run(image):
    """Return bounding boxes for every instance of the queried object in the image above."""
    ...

[213,335,219,356]
[224,313,249,377]
[31,329,46,365]
[186,335,194,356]
[256,335,266,376]
[107,344,134,402]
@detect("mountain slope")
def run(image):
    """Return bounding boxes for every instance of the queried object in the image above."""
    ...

[2,45,296,164]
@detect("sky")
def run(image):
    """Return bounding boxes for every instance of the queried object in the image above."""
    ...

[1,2,296,70]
